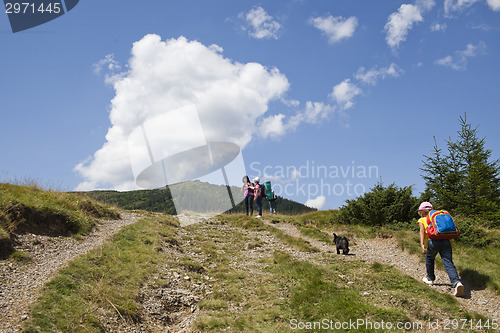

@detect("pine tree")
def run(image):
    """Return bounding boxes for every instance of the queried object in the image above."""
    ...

[421,137,462,210]
[421,114,500,220]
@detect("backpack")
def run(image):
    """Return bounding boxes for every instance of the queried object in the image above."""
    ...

[426,210,460,240]
[264,181,274,200]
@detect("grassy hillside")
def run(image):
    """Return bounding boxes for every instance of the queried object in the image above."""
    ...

[0,183,120,258]
[78,188,177,214]
[4,184,496,331]
[79,180,315,215]
[282,210,500,293]
[24,212,495,332]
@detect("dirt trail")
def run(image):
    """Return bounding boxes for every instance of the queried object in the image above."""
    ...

[0,213,140,333]
[1,214,498,332]
[262,219,500,321]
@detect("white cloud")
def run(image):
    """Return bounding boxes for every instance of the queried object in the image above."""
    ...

[487,0,500,10]
[435,42,486,70]
[430,23,447,31]
[305,195,326,210]
[444,0,481,15]
[444,0,500,14]
[330,79,362,110]
[470,23,497,31]
[309,15,358,44]
[259,101,337,139]
[384,4,423,50]
[384,0,435,50]
[92,54,121,74]
[354,63,403,85]
[259,114,286,138]
[92,54,124,84]
[258,63,401,139]
[75,35,289,190]
[416,0,436,11]
[241,7,281,40]
[287,101,336,130]
[435,55,454,68]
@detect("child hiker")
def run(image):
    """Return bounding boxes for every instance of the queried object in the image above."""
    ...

[417,202,464,297]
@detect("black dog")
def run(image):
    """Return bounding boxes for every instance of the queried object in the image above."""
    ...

[334,233,349,255]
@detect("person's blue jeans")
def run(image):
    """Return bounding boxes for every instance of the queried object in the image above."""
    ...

[244,195,253,216]
[269,200,276,214]
[255,196,263,216]
[426,239,461,285]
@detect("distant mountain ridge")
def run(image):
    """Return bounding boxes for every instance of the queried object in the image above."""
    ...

[78,180,315,215]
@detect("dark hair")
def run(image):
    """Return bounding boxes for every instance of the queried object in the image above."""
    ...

[242,175,250,183]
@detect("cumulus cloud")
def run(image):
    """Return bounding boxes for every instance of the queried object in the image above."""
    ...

[259,114,286,138]
[384,0,436,50]
[309,15,358,44]
[240,6,281,39]
[384,4,423,50]
[305,195,326,209]
[75,35,289,190]
[258,63,403,139]
[435,42,486,70]
[487,0,500,10]
[354,63,403,85]
[330,79,362,110]
[259,101,337,139]
[288,102,336,129]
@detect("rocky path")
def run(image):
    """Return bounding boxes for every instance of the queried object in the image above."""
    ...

[1,214,499,332]
[0,213,140,332]
[262,219,500,321]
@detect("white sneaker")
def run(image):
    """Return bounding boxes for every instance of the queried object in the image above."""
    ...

[454,282,464,297]
[422,276,434,285]
[256,215,262,218]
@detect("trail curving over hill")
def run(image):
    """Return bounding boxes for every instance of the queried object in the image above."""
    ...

[0,213,140,332]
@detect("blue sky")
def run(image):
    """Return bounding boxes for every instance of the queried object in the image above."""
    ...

[1,0,499,210]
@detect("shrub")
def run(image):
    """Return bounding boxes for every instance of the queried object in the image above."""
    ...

[454,215,499,248]
[337,182,418,226]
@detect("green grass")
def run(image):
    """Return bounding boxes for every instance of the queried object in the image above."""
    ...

[270,251,410,328]
[454,245,500,292]
[24,216,179,332]
[190,215,489,332]
[223,215,319,252]
[22,212,496,332]
[0,183,120,258]
[10,250,32,262]
[386,226,500,293]
[289,211,500,294]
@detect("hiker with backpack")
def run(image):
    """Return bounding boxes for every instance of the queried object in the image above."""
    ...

[269,189,277,214]
[253,177,264,218]
[417,201,464,297]
[241,175,254,216]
